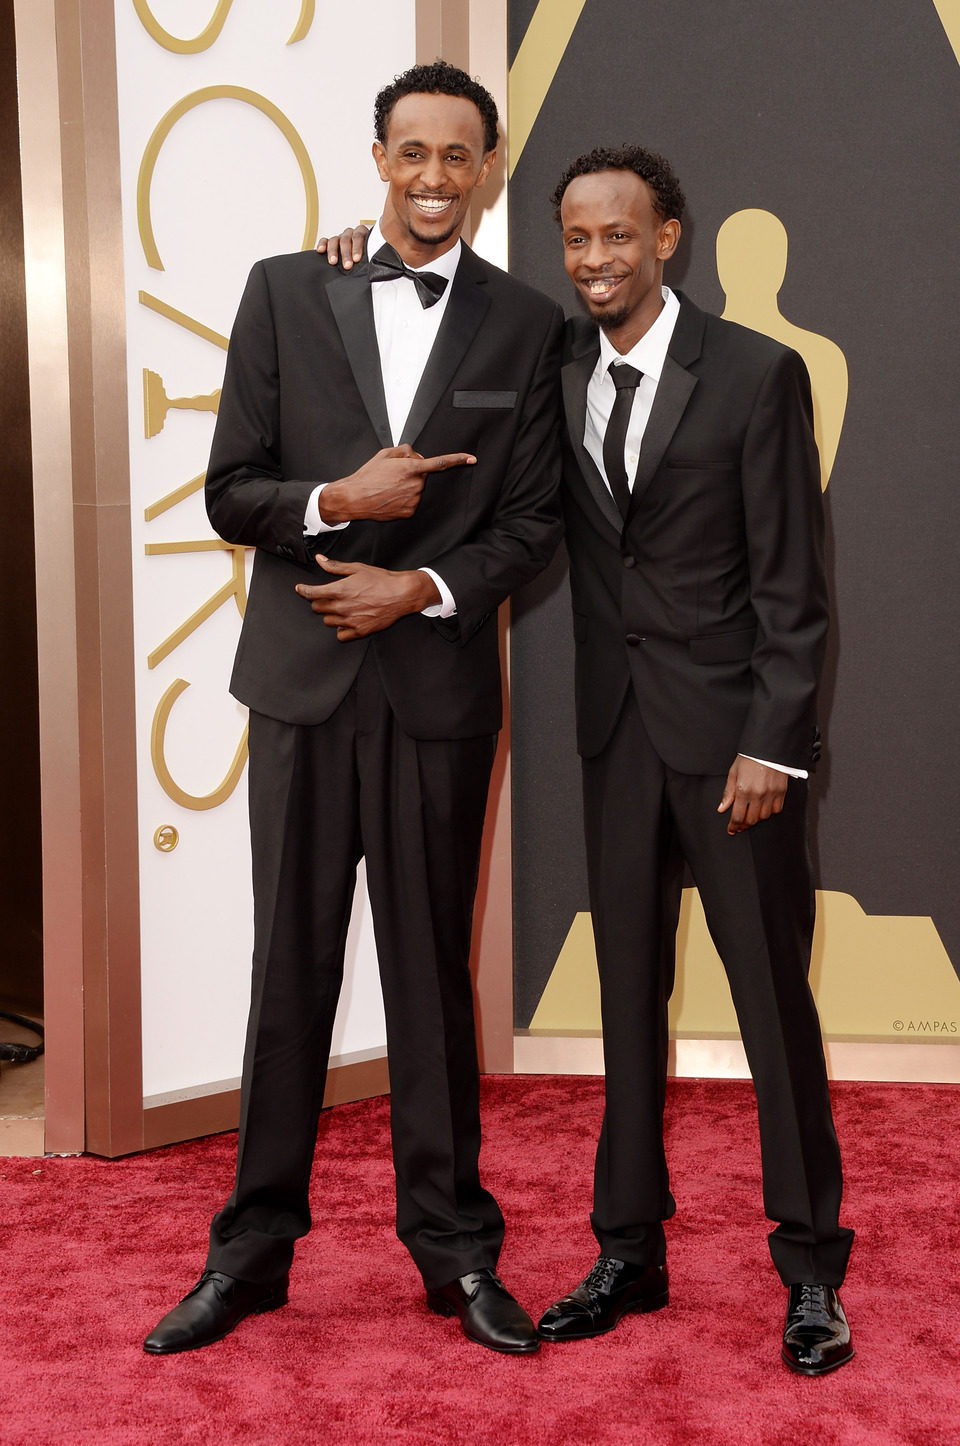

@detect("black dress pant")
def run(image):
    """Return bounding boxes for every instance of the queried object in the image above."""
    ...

[207,651,503,1289]
[582,691,853,1286]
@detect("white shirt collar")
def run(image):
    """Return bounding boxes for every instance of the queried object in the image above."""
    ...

[368,220,461,282]
[596,286,680,383]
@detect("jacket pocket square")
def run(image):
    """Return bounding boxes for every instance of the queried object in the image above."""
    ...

[453,390,517,408]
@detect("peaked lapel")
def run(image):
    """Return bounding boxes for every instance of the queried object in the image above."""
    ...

[625,294,706,522]
[399,243,491,446]
[562,321,622,535]
[326,261,393,448]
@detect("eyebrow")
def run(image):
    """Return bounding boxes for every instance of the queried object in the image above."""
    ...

[563,218,631,231]
[394,137,472,152]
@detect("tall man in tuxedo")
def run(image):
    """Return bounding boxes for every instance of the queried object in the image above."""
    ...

[144,62,562,1358]
[535,148,855,1375]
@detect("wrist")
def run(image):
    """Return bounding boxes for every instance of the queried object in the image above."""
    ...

[318,480,347,525]
[407,569,440,612]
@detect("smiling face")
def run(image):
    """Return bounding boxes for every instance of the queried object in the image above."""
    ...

[373,92,496,265]
[560,169,681,352]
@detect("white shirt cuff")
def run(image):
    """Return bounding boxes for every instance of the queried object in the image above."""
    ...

[419,568,456,618]
[304,483,349,535]
[739,753,809,781]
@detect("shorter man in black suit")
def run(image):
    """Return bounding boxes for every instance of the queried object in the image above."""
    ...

[535,147,854,1374]
[143,62,563,1359]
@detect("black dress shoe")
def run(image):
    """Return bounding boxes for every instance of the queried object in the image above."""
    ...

[781,1283,854,1375]
[537,1256,669,1341]
[426,1268,539,1354]
[143,1270,288,1354]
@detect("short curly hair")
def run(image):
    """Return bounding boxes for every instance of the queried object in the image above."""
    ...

[374,61,499,155]
[551,146,685,225]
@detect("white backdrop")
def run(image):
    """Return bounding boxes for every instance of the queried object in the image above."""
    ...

[114,0,417,1098]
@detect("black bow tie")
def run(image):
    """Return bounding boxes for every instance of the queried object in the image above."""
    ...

[367,243,449,309]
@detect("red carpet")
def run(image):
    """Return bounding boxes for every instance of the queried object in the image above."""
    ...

[2,1076,957,1445]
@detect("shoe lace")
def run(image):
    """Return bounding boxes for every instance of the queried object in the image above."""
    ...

[794,1284,829,1320]
[583,1256,623,1298]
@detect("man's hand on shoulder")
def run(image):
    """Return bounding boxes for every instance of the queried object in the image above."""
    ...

[319,445,476,524]
[717,756,788,835]
[316,225,370,270]
[296,556,440,641]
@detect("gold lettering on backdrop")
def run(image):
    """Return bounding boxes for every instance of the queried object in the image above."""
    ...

[145,540,248,671]
[133,0,315,52]
[138,296,226,511]
[138,291,229,351]
[133,0,236,53]
[287,0,316,45]
[151,679,249,811]
[143,369,221,438]
[144,472,205,524]
[137,85,319,270]
[717,210,848,490]
[153,824,180,852]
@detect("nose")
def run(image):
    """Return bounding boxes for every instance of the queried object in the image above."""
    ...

[418,154,447,190]
[581,237,613,270]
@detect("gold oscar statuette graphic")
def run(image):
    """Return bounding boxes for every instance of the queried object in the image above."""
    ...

[132,0,315,52]
[137,86,319,270]
[530,891,960,1044]
[717,210,848,490]
[143,369,220,439]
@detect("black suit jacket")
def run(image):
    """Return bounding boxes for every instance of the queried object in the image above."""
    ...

[561,293,827,774]
[206,244,563,739]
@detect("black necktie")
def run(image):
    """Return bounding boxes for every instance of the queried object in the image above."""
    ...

[367,242,449,309]
[602,361,643,517]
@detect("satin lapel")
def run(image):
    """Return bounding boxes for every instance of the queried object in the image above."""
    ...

[562,338,623,535]
[625,357,698,519]
[399,246,490,446]
[327,266,393,448]
[625,296,706,521]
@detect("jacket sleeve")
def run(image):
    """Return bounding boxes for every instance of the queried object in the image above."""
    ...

[737,347,829,768]
[423,305,565,640]
[204,261,318,566]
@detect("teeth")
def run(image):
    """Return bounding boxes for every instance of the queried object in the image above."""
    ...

[412,196,452,212]
[587,278,619,295]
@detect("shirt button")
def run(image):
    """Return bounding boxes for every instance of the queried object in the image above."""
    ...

[622,554,636,568]
[626,633,645,646]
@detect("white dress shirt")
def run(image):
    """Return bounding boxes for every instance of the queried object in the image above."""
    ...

[583,286,681,485]
[303,221,457,617]
[583,286,805,780]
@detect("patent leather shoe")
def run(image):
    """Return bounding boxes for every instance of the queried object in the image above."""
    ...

[143,1270,288,1354]
[538,1256,669,1340]
[781,1283,854,1375]
[426,1267,539,1354]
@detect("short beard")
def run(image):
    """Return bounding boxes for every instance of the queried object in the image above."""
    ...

[594,302,631,333]
[407,218,460,247]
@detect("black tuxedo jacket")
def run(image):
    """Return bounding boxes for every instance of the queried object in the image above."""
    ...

[206,244,563,739]
[561,294,828,774]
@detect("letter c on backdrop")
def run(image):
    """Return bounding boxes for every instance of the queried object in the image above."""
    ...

[136,85,319,270]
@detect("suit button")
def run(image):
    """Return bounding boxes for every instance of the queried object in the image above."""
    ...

[622,554,636,568]
[626,633,645,646]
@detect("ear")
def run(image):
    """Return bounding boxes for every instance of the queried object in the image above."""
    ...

[657,218,681,261]
[372,140,389,183]
[473,148,498,190]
